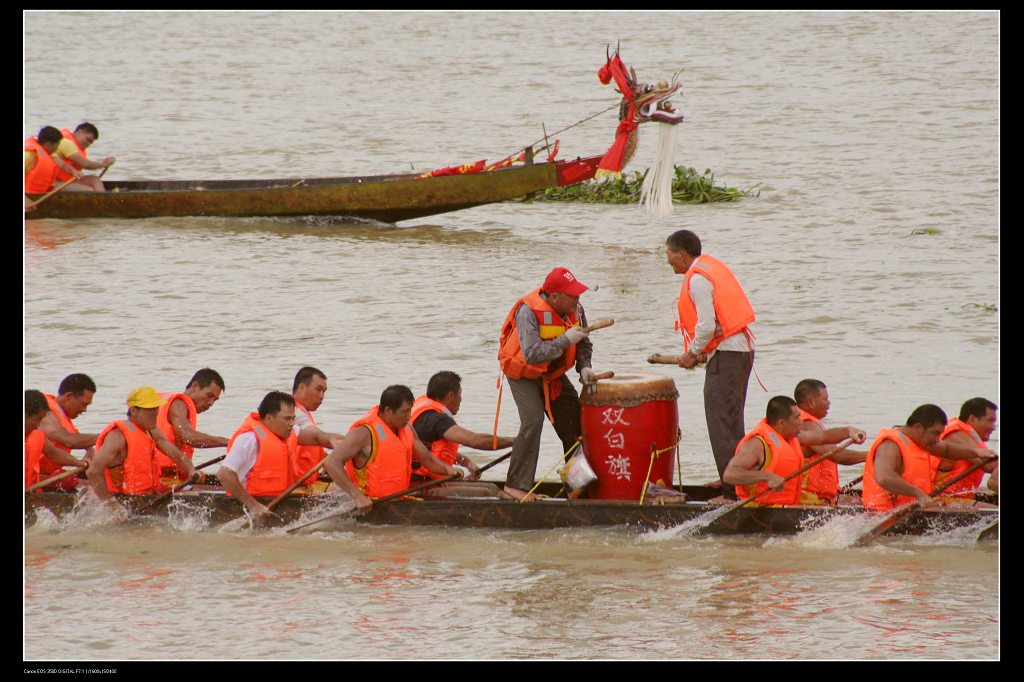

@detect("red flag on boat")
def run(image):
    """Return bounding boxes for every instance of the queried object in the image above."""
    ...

[417,159,487,178]
[597,54,637,179]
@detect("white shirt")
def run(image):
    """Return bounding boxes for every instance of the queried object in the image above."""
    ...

[688,272,754,354]
[221,425,300,486]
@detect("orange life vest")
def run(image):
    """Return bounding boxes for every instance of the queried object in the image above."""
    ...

[862,428,938,511]
[41,394,78,474]
[294,402,324,484]
[344,406,415,498]
[735,419,804,506]
[25,136,58,194]
[155,392,198,477]
[410,395,460,480]
[53,128,88,181]
[25,429,46,488]
[99,420,162,495]
[227,413,300,498]
[798,408,839,500]
[935,418,986,497]
[676,254,756,354]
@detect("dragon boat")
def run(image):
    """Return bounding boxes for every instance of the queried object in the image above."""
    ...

[26,49,685,223]
[24,482,998,539]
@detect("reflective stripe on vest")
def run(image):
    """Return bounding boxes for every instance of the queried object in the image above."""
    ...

[100,420,161,495]
[294,403,324,484]
[345,406,414,498]
[498,288,580,381]
[862,428,938,511]
[735,419,803,506]
[676,254,756,354]
[228,413,299,497]
[410,395,460,480]
[25,137,58,194]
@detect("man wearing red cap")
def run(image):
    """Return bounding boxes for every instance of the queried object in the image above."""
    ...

[498,267,595,501]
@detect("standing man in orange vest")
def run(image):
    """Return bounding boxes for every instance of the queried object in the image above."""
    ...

[410,370,515,497]
[25,389,88,489]
[934,397,998,502]
[666,230,756,501]
[292,366,345,487]
[324,385,465,512]
[725,396,865,506]
[218,391,341,522]
[155,368,230,481]
[794,379,868,503]
[498,267,595,502]
[53,122,115,192]
[86,387,204,517]
[24,126,85,211]
[862,404,996,510]
[37,373,101,491]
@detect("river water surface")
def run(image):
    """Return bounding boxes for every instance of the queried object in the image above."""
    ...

[24,10,998,661]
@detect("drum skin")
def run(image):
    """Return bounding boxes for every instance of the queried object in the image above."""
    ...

[580,372,679,500]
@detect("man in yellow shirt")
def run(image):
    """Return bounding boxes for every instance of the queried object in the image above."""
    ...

[54,122,115,191]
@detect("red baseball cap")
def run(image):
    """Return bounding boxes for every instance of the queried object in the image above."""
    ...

[543,267,588,296]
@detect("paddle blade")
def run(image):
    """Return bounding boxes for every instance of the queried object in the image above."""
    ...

[852,502,920,547]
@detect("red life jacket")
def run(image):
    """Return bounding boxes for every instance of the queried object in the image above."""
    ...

[798,408,839,500]
[345,406,415,498]
[862,428,938,511]
[294,402,324,484]
[100,420,162,495]
[676,254,756,354]
[410,395,460,480]
[228,413,300,497]
[155,392,198,477]
[735,419,803,506]
[25,136,58,194]
[53,128,88,181]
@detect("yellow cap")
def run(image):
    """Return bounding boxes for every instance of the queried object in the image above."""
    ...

[126,386,165,409]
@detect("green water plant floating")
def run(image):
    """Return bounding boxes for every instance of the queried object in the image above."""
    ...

[534,165,759,204]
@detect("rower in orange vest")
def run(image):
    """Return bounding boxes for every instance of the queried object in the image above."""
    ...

[86,387,203,518]
[933,397,998,503]
[862,404,997,511]
[724,396,865,506]
[37,374,101,491]
[25,126,83,211]
[793,379,868,504]
[217,391,340,522]
[291,366,345,487]
[53,122,115,191]
[410,370,514,498]
[155,368,230,481]
[324,385,466,512]
[25,389,87,489]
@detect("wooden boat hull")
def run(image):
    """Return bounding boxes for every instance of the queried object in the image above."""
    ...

[26,157,602,222]
[24,487,998,538]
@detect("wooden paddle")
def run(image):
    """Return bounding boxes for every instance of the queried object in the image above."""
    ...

[976,521,999,542]
[266,455,330,512]
[135,454,227,514]
[581,318,614,333]
[286,450,513,534]
[838,475,864,495]
[24,464,87,494]
[852,455,997,547]
[29,177,78,208]
[695,437,857,533]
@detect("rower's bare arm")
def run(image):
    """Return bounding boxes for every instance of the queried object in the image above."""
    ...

[86,430,128,502]
[724,439,782,490]
[928,435,997,463]
[40,412,97,450]
[216,466,269,519]
[42,439,87,469]
[808,443,867,465]
[442,424,513,450]
[413,432,458,478]
[873,442,930,505]
[298,424,340,449]
[799,426,866,447]
[169,401,228,448]
[151,429,202,481]
[323,427,374,508]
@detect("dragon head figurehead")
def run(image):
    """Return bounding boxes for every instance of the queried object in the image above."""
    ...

[597,45,684,177]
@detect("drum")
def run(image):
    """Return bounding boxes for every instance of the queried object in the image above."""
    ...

[579,371,679,500]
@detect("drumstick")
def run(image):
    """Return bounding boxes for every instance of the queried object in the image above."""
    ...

[647,353,682,364]
[584,370,614,394]
[581,318,614,333]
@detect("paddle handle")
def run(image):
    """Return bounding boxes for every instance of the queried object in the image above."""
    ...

[930,455,996,499]
[24,465,87,494]
[30,177,78,208]
[267,455,329,511]
[581,318,614,333]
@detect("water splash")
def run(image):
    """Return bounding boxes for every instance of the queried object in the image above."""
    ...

[638,502,729,542]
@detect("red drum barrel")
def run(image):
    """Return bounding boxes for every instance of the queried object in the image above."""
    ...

[579,372,679,500]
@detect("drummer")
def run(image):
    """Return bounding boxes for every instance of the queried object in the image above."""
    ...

[723,396,866,506]
[497,267,596,502]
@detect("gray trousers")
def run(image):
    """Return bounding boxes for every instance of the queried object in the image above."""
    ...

[704,350,754,499]
[505,375,581,491]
